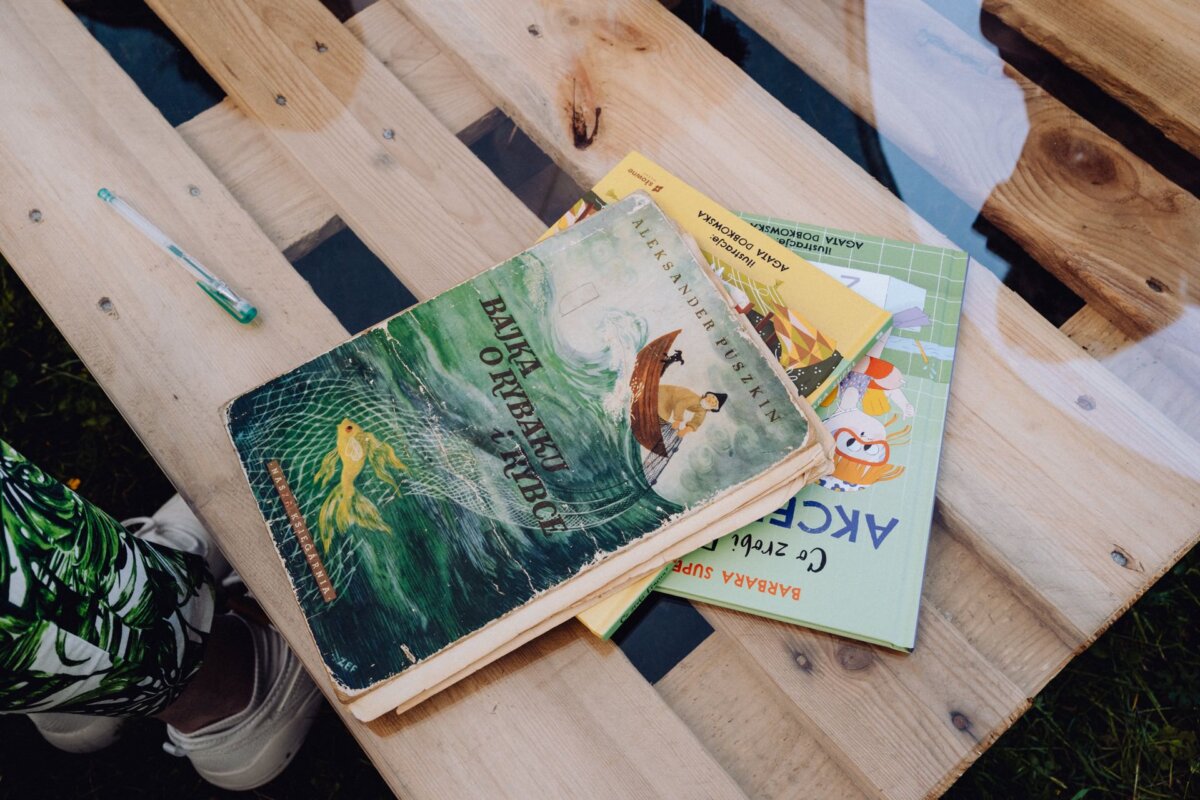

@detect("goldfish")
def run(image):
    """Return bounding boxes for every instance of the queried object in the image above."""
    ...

[313,418,407,552]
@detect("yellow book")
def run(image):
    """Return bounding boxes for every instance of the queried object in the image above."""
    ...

[560,154,892,638]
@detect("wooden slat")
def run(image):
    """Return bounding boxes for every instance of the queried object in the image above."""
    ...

[919,519,1070,693]
[391,0,1200,795]
[178,100,342,259]
[0,2,749,797]
[721,0,1200,403]
[1061,304,1200,431]
[149,0,530,298]
[657,631,867,799]
[699,605,1027,799]
[176,2,495,260]
[983,0,1200,158]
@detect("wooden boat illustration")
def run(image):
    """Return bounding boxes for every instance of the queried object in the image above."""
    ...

[630,329,683,484]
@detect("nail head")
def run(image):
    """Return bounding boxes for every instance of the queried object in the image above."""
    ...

[28,209,42,223]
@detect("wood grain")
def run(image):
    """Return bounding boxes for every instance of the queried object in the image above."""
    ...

[175,2,495,260]
[0,1,749,796]
[983,0,1200,158]
[721,0,1200,406]
[1061,304,1200,431]
[657,631,867,799]
[149,0,532,298]
[392,0,1200,794]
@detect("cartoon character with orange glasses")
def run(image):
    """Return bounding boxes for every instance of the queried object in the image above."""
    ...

[817,342,913,493]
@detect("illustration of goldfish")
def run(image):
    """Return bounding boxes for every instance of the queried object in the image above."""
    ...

[313,418,407,552]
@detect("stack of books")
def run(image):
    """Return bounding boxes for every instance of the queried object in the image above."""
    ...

[226,154,967,721]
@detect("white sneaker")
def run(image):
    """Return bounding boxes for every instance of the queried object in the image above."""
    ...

[124,493,233,584]
[163,615,324,791]
[29,495,233,754]
[28,713,124,754]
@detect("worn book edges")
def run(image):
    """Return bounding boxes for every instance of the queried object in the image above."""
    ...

[542,153,892,404]
[548,154,892,639]
[225,194,833,719]
[657,215,969,651]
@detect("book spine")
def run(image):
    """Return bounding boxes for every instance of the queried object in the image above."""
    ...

[599,566,671,639]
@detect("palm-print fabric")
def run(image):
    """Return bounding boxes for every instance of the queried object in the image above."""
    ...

[0,440,212,716]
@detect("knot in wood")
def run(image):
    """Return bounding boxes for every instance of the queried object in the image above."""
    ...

[792,650,812,672]
[1145,277,1166,293]
[1041,128,1116,186]
[527,24,541,37]
[836,645,872,671]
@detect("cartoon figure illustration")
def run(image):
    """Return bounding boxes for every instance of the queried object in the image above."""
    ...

[314,417,407,551]
[818,339,912,493]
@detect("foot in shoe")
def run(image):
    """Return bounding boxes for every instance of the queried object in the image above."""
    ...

[124,493,233,583]
[163,614,324,791]
[29,496,228,754]
[28,713,124,754]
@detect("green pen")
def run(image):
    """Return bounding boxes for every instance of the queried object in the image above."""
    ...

[97,188,258,324]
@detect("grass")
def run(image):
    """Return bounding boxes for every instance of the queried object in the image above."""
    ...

[2,253,1198,798]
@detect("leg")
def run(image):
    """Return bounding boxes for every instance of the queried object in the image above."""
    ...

[1,439,322,790]
[0,439,213,717]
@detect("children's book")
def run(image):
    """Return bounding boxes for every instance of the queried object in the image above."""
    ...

[545,154,893,639]
[544,154,893,405]
[655,214,969,651]
[225,194,833,720]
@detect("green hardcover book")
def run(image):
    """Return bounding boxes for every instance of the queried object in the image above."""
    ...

[656,215,969,651]
[225,194,833,720]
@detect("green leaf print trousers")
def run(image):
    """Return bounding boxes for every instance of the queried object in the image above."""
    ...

[0,440,212,716]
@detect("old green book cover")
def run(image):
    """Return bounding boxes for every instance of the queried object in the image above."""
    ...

[225,194,828,715]
[657,215,968,651]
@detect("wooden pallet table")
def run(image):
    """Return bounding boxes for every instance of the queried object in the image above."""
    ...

[1,0,1196,797]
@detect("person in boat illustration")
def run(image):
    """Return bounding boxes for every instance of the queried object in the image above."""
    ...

[313,417,407,552]
[817,342,912,493]
[629,330,730,485]
[658,385,727,439]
